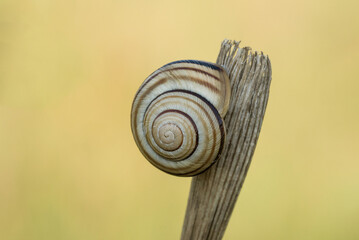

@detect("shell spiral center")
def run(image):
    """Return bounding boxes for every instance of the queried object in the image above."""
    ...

[153,122,183,151]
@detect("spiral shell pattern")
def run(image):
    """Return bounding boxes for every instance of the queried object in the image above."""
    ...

[131,60,231,176]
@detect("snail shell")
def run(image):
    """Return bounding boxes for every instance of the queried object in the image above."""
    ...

[131,60,231,176]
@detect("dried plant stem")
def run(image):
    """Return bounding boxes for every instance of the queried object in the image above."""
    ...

[181,40,272,240]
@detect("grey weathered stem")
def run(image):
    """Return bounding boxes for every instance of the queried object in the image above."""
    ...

[181,40,272,240]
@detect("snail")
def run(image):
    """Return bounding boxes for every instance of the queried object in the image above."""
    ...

[131,60,231,176]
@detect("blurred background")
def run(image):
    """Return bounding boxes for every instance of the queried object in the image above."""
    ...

[1,0,358,239]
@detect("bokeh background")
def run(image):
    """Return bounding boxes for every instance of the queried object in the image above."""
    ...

[1,0,358,239]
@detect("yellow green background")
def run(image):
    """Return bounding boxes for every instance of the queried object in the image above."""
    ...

[1,0,358,239]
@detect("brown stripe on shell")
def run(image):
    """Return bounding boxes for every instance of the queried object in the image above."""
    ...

[133,75,220,131]
[134,65,224,100]
[143,74,220,97]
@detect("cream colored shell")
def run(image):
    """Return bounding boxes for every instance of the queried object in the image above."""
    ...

[131,60,231,176]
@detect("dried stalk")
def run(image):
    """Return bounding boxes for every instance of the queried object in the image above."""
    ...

[181,40,272,240]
